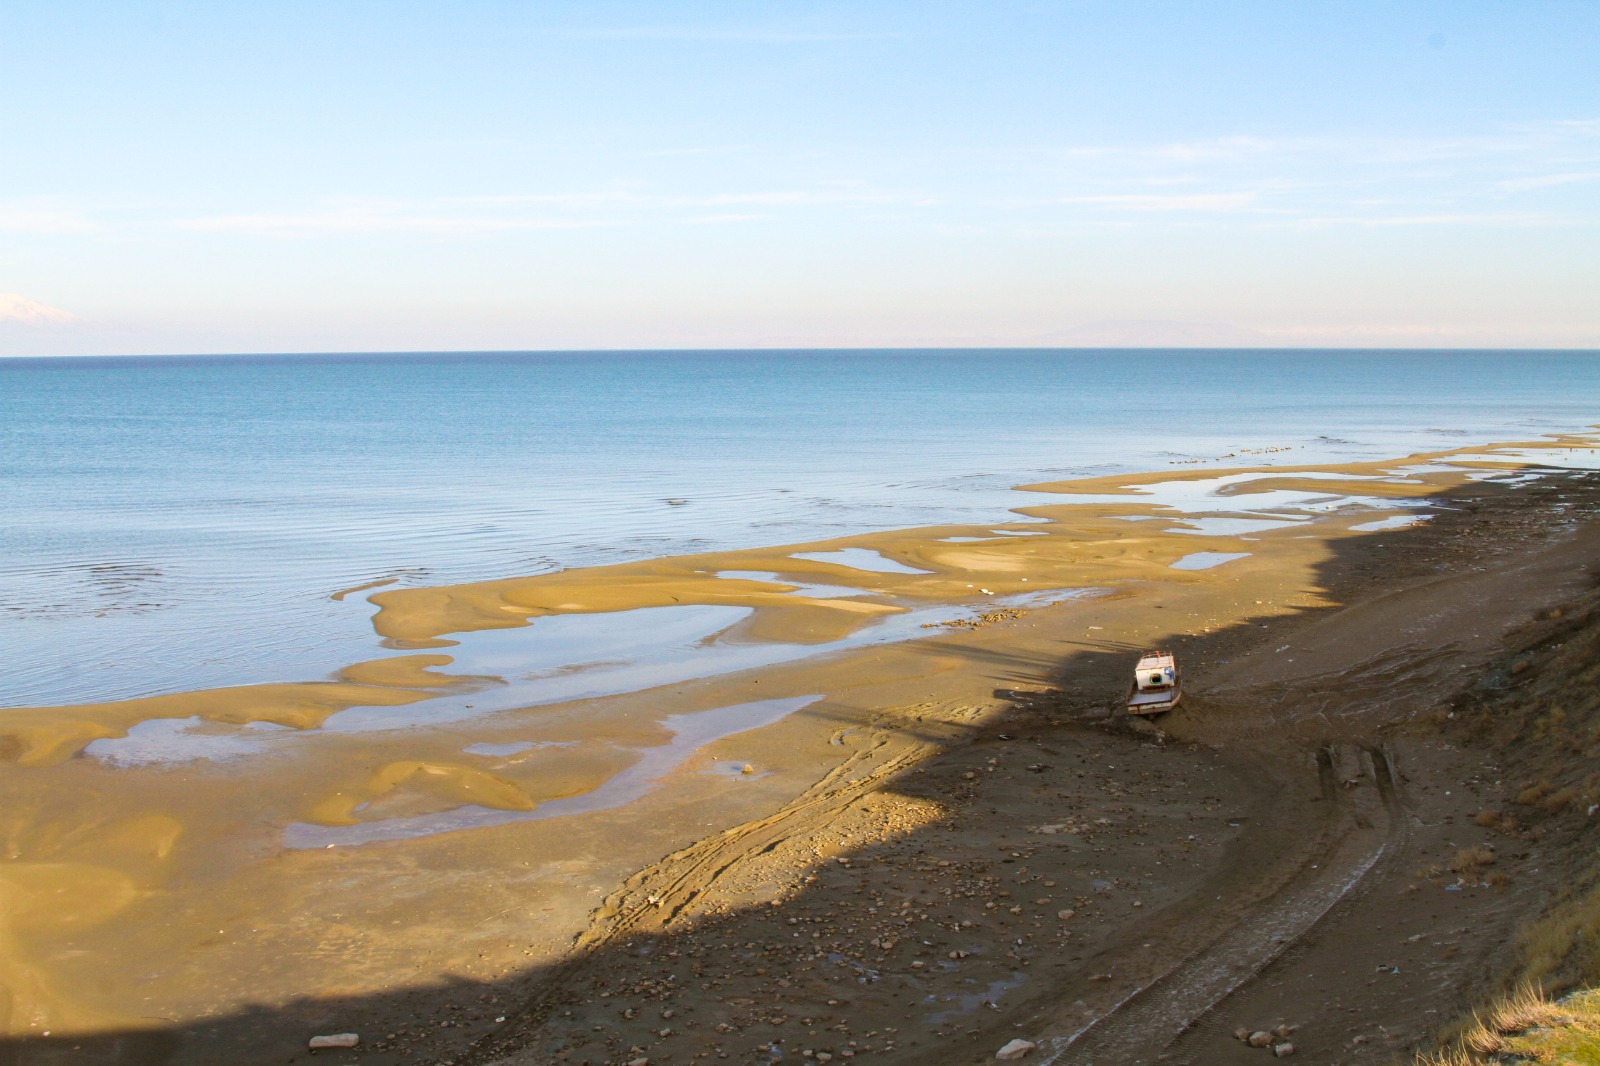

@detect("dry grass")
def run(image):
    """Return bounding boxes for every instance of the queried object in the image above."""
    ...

[1451,846,1497,875]
[1518,781,1553,806]
[1419,985,1600,1064]
[1411,544,1600,1063]
[1541,786,1578,813]
[1519,876,1600,987]
[1473,809,1520,833]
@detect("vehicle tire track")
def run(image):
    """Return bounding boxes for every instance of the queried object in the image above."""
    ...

[464,725,935,1065]
[1041,743,1409,1066]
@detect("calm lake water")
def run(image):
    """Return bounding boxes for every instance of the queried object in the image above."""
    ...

[3,348,1597,707]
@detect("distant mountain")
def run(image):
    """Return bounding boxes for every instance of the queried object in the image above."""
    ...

[0,293,77,325]
[1035,319,1264,347]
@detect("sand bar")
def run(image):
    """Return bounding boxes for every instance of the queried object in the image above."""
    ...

[1,430,1599,1058]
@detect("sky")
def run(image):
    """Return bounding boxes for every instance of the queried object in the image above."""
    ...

[1,0,1597,355]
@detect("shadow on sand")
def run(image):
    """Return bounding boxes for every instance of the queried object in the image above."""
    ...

[5,471,1596,1066]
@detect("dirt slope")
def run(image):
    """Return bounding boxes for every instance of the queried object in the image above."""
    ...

[442,475,1600,1066]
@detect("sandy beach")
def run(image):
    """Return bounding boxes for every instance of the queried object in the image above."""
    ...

[5,431,1600,1065]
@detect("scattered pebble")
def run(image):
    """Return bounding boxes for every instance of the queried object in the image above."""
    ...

[308,1033,359,1050]
[996,1038,1037,1060]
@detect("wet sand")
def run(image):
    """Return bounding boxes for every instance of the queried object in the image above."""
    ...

[2,431,1599,1063]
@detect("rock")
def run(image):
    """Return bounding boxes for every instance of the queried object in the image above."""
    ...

[1233,1027,1250,1041]
[1057,910,1076,921]
[996,1038,1037,1060]
[741,764,755,775]
[1273,1024,1294,1038]
[1248,1031,1274,1047]
[627,1058,649,1066]
[309,1033,360,1050]
[1273,1042,1296,1057]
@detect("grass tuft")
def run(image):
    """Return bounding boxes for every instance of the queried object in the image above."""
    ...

[1418,985,1600,1064]
[1451,846,1497,875]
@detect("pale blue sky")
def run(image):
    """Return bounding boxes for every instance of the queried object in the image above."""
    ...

[1,0,1596,354]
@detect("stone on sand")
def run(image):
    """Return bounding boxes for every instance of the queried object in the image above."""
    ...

[309,1033,359,1049]
[996,1038,1037,1060]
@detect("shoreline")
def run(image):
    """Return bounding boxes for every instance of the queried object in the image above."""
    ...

[2,432,1600,1061]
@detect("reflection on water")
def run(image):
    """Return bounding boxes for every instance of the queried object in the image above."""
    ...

[301,590,1099,739]
[1167,517,1311,536]
[7,351,1600,707]
[925,971,1029,1026]
[284,694,824,847]
[1170,552,1251,571]
[86,716,292,766]
[1350,514,1433,532]
[789,548,934,575]
[717,571,868,598]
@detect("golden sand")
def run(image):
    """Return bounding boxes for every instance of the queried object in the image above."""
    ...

[0,431,1595,1038]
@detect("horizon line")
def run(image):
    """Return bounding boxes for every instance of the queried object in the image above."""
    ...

[4,344,1600,363]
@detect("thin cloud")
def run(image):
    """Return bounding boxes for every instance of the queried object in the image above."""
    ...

[451,187,926,208]
[179,185,927,236]
[561,26,898,42]
[677,213,766,225]
[1500,171,1600,190]
[0,208,98,234]
[1052,120,1599,168]
[1051,192,1263,213]
[1292,211,1565,228]
[177,212,625,236]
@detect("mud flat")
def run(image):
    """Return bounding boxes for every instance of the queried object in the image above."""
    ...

[3,432,1600,1064]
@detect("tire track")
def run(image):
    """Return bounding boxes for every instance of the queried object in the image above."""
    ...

[465,725,936,1065]
[1040,744,1409,1066]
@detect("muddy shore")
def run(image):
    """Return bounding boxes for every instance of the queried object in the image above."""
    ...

[5,440,1600,1065]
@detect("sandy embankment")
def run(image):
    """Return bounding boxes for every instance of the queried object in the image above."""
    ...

[0,432,1596,1064]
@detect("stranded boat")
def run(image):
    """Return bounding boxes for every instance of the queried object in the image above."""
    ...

[1125,650,1181,715]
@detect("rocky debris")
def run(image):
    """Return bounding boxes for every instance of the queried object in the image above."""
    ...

[923,607,1027,631]
[308,1032,360,1050]
[996,1037,1037,1059]
[1237,1025,1298,1055]
[462,716,1243,1066]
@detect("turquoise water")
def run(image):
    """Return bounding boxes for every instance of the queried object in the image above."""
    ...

[2,348,1597,707]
